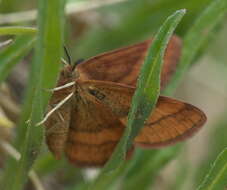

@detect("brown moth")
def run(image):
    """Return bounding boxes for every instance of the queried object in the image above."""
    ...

[43,36,206,167]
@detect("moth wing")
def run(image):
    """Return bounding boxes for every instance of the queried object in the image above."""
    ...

[81,80,206,148]
[77,36,182,89]
[134,96,206,148]
[80,80,134,118]
[45,90,72,159]
[65,91,126,167]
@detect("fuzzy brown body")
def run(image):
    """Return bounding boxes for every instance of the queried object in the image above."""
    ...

[44,36,206,167]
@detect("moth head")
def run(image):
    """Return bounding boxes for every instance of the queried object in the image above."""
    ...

[58,64,74,85]
[57,47,84,85]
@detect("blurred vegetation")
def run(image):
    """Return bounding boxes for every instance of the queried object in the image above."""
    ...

[0,0,227,190]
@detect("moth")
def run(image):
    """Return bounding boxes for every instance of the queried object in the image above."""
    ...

[43,36,206,167]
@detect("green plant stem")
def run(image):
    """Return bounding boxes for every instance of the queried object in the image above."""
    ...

[91,9,186,177]
[0,26,37,35]
[0,0,65,189]
[0,35,35,83]
[197,148,227,190]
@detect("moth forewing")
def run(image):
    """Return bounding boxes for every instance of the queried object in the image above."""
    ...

[44,65,75,159]
[78,81,206,149]
[45,100,72,159]
[76,35,181,90]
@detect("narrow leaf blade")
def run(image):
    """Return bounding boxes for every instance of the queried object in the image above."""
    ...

[0,35,35,83]
[102,9,186,173]
[197,148,227,190]
[0,0,65,189]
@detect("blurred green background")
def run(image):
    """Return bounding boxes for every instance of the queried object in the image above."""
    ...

[0,0,227,190]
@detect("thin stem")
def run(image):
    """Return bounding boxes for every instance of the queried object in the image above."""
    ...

[0,26,37,36]
[0,141,45,190]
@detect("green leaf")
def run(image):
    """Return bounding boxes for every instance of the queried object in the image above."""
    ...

[0,26,37,35]
[101,9,186,173]
[197,148,227,190]
[0,0,65,190]
[0,35,35,83]
[164,0,227,95]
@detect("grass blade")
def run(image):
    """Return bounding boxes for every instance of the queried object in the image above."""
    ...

[0,26,37,35]
[101,9,186,173]
[0,0,65,189]
[197,148,227,190]
[194,115,227,188]
[164,0,227,95]
[0,35,35,83]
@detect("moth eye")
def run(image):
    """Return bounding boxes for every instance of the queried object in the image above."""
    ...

[88,88,106,100]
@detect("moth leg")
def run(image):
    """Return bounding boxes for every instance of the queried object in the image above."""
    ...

[36,92,74,126]
[45,111,65,134]
[45,81,75,92]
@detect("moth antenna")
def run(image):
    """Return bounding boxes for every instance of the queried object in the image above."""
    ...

[63,46,72,65]
[36,92,74,126]
[45,81,75,92]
